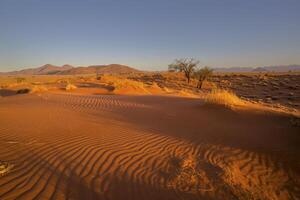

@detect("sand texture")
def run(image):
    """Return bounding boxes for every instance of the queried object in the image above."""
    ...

[0,93,299,200]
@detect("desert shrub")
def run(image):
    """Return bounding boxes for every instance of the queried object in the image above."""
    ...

[193,67,213,89]
[65,83,77,91]
[16,88,31,94]
[163,87,172,93]
[0,161,14,176]
[30,85,48,93]
[113,79,150,94]
[220,80,231,86]
[205,89,245,107]
[99,75,154,94]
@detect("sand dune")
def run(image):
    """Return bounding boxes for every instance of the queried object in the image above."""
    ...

[0,93,299,200]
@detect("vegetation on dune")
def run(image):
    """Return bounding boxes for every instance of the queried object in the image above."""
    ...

[30,85,48,93]
[65,83,77,91]
[0,161,14,176]
[168,58,214,90]
[100,75,154,94]
[169,58,199,84]
[1,71,298,114]
[193,66,214,89]
[205,89,245,107]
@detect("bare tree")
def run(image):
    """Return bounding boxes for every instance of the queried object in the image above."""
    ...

[168,58,199,84]
[193,66,213,89]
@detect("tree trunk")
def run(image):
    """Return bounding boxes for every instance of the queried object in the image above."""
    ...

[197,80,203,89]
[199,81,203,89]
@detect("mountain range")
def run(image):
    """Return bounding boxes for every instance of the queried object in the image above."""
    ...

[213,65,300,73]
[1,64,299,75]
[0,64,139,75]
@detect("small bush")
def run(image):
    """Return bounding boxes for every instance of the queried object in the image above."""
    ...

[0,161,14,176]
[65,83,77,91]
[193,67,213,89]
[30,85,48,93]
[205,89,245,107]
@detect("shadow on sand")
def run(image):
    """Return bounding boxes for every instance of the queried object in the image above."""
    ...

[0,89,17,97]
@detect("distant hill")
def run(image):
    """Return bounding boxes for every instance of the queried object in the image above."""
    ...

[213,67,253,73]
[252,67,269,72]
[214,65,300,73]
[0,64,139,75]
[60,64,139,75]
[1,64,74,75]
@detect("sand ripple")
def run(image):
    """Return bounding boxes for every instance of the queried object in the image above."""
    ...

[0,94,299,200]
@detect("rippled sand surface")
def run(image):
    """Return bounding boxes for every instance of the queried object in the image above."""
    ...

[0,93,299,200]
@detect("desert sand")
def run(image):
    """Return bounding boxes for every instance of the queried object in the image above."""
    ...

[1,0,299,198]
[0,87,299,200]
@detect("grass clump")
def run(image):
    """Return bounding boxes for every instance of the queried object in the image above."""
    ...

[30,85,48,93]
[65,83,77,91]
[205,89,245,107]
[0,161,14,176]
[100,75,151,94]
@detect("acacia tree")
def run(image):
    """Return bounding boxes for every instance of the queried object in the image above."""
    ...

[168,58,199,84]
[193,66,213,89]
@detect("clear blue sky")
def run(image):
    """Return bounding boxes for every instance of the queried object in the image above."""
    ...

[0,0,300,71]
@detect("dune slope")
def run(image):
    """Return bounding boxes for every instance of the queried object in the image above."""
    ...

[0,93,299,200]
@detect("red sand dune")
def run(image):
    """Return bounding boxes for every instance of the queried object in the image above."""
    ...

[0,93,299,200]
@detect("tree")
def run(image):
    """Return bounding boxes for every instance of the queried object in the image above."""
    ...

[193,67,213,89]
[168,58,199,84]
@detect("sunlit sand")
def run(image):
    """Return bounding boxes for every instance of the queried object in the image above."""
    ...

[0,71,299,200]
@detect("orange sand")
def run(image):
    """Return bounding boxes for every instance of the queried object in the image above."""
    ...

[0,93,299,200]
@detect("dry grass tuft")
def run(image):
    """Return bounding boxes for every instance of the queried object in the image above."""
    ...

[0,161,14,176]
[100,75,152,94]
[65,83,77,91]
[205,89,245,107]
[30,85,48,93]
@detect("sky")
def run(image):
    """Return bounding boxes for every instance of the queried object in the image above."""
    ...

[0,0,300,71]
